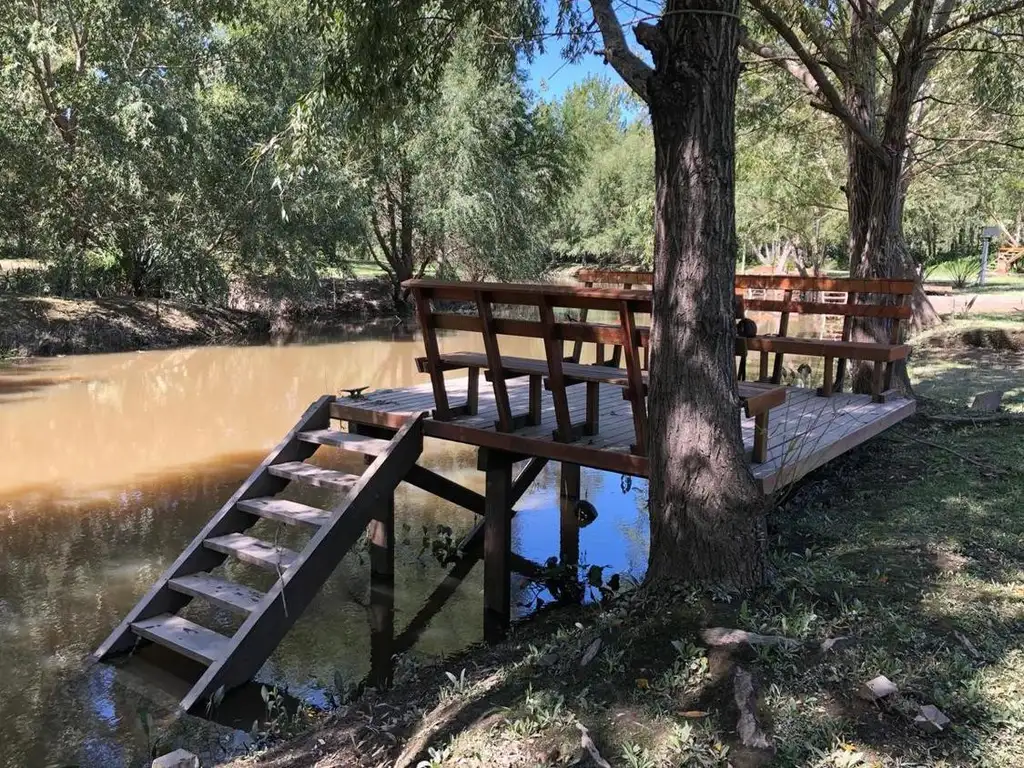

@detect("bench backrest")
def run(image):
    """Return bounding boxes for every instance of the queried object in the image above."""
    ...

[575,269,915,342]
[403,278,652,444]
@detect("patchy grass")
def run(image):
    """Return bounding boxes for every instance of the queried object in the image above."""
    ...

[925,264,1024,291]
[911,316,1024,411]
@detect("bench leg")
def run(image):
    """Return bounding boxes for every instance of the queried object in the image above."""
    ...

[466,367,479,416]
[753,412,769,464]
[771,351,785,384]
[817,356,834,397]
[528,374,542,426]
[758,351,770,382]
[584,381,599,436]
[871,361,885,402]
[883,361,894,392]
[835,357,848,392]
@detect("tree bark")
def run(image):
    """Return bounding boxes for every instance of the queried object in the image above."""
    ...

[641,0,768,588]
[842,0,939,393]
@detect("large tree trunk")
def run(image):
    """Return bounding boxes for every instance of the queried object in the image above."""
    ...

[842,0,939,393]
[642,0,768,588]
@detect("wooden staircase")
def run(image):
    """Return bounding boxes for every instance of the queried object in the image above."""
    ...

[94,395,423,712]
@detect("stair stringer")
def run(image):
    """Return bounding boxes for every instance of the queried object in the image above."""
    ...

[93,395,334,661]
[179,412,424,712]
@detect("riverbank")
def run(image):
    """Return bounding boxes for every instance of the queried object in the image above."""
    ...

[0,295,271,358]
[0,276,402,358]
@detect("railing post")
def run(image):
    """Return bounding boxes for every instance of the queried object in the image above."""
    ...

[412,287,453,419]
[619,301,649,455]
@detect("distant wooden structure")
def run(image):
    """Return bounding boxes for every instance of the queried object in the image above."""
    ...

[96,275,914,713]
[995,245,1024,274]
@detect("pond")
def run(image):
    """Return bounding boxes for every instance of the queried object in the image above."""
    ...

[0,322,650,767]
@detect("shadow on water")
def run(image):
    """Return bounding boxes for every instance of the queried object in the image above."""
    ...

[0,324,650,767]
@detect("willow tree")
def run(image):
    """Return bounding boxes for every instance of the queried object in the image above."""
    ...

[742,0,1024,331]
[310,0,769,587]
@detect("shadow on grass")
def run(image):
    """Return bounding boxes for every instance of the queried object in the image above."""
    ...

[240,419,1024,768]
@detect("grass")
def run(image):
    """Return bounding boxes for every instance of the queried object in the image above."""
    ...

[925,264,1024,294]
[911,315,1024,412]
[228,327,1024,768]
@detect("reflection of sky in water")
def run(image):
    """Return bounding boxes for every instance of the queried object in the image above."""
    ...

[514,465,649,579]
[0,329,652,767]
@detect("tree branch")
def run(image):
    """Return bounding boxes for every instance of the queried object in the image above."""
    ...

[880,0,914,24]
[740,35,822,95]
[589,0,652,102]
[745,0,887,158]
[926,0,1024,44]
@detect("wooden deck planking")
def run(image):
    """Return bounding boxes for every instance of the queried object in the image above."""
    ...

[335,377,914,493]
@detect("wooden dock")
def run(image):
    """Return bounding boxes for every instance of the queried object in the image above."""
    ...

[96,273,920,713]
[334,377,916,494]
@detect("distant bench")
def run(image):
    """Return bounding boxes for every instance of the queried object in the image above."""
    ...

[575,269,914,402]
[403,278,785,463]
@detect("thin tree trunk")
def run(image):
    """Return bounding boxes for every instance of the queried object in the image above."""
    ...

[641,0,768,588]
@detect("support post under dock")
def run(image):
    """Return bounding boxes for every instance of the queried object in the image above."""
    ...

[479,448,514,642]
[559,463,581,570]
[368,487,395,689]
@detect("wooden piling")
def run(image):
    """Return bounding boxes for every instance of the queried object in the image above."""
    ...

[559,463,581,570]
[368,488,395,688]
[479,448,514,642]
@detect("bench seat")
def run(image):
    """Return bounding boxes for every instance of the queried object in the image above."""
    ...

[422,351,786,462]
[744,336,911,362]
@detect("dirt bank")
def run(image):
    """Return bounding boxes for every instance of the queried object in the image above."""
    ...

[0,275,407,358]
[0,295,270,358]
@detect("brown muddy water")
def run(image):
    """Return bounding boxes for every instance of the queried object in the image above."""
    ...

[0,322,650,767]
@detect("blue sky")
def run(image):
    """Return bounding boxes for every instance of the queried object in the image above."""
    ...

[521,0,654,101]
[524,37,609,99]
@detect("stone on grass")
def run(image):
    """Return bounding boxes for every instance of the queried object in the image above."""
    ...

[915,704,951,734]
[152,749,199,768]
[970,390,1004,412]
[858,675,898,702]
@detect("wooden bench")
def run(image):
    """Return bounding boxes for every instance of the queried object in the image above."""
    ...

[735,275,914,401]
[575,269,914,402]
[403,279,786,463]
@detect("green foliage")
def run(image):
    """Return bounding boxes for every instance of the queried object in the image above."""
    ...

[550,77,655,264]
[0,0,361,300]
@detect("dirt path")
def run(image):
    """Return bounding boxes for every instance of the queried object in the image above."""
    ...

[928,290,1024,315]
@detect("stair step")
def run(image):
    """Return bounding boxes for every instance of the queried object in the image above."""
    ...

[268,461,361,491]
[298,429,391,455]
[204,533,299,571]
[131,614,231,665]
[168,573,265,615]
[237,497,331,528]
